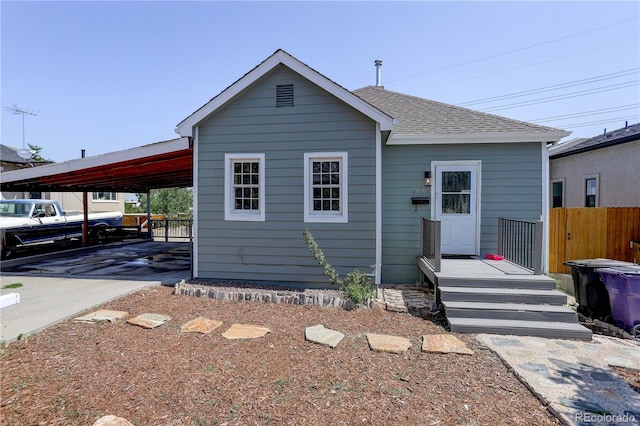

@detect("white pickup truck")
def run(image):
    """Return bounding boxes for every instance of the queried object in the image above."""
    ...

[0,199,123,258]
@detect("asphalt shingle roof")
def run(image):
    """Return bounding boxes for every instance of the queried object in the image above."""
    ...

[1,144,28,164]
[352,86,567,136]
[549,122,640,158]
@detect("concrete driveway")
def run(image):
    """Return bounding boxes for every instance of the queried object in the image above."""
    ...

[0,241,191,344]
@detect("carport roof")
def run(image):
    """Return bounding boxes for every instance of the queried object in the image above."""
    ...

[0,138,193,193]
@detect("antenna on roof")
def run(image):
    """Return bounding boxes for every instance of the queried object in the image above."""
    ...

[4,104,38,150]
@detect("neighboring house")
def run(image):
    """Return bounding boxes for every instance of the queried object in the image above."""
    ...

[175,49,569,286]
[549,122,640,208]
[1,144,126,214]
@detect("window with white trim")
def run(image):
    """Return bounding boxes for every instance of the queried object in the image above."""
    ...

[93,192,118,201]
[224,153,265,221]
[584,174,599,208]
[304,152,348,223]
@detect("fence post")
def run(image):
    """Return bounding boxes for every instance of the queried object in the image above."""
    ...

[534,220,543,275]
[164,219,169,242]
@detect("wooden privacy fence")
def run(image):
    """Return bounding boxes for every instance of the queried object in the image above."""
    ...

[549,207,640,274]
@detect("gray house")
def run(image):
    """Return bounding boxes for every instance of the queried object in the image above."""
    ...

[176,50,569,286]
[549,122,640,208]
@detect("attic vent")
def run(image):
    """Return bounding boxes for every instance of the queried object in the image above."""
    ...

[276,84,294,107]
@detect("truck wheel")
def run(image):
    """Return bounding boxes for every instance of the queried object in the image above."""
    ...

[91,226,108,245]
[1,236,17,259]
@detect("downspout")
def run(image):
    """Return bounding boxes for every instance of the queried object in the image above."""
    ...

[375,123,382,285]
[192,126,199,279]
[541,142,550,274]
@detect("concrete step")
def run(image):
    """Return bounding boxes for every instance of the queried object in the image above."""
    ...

[448,317,592,341]
[444,301,578,322]
[437,275,557,290]
[439,286,567,305]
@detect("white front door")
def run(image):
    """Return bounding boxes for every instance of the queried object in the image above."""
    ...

[433,161,480,256]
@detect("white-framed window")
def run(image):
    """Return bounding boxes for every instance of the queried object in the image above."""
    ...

[224,153,265,221]
[93,192,118,202]
[584,174,599,208]
[304,152,348,223]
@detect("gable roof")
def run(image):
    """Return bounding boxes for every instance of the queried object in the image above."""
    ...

[175,49,394,136]
[549,122,640,159]
[353,86,570,144]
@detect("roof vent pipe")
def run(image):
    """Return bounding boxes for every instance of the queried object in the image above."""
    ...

[374,59,382,87]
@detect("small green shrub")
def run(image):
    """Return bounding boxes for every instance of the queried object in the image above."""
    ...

[303,229,374,305]
[2,283,22,289]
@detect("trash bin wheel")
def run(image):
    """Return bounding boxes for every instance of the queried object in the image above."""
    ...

[632,324,640,338]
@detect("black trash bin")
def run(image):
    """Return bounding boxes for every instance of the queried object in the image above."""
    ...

[563,258,636,318]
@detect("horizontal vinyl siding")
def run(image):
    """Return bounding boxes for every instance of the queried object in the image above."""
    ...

[381,142,543,283]
[196,66,377,286]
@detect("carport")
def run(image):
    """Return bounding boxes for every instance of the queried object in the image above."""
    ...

[0,137,192,193]
[1,137,193,243]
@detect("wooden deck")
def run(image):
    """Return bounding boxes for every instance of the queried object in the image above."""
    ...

[418,256,547,285]
[417,256,592,340]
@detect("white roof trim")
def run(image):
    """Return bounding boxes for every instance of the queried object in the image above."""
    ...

[0,138,190,184]
[387,131,571,145]
[175,50,394,136]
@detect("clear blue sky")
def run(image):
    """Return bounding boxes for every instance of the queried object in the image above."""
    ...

[2,1,638,162]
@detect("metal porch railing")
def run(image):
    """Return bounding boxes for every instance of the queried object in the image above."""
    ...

[421,217,441,273]
[498,217,543,275]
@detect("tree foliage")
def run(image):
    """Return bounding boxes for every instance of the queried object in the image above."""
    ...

[28,144,51,162]
[127,187,193,217]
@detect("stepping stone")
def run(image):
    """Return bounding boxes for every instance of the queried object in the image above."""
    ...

[305,324,344,348]
[421,334,474,355]
[74,309,129,323]
[366,333,412,354]
[92,415,134,426]
[181,317,223,334]
[222,324,271,340]
[127,313,171,329]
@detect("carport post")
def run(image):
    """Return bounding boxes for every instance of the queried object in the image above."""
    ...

[83,192,89,246]
[82,149,89,247]
[146,189,152,240]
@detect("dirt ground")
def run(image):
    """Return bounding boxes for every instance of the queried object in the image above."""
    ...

[1,284,567,425]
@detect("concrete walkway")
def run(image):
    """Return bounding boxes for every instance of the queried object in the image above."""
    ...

[477,333,640,426]
[0,275,160,344]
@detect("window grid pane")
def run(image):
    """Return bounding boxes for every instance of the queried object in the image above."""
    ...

[233,161,260,211]
[311,160,341,212]
[585,178,597,207]
[552,182,563,208]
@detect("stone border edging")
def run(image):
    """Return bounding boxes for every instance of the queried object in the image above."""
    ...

[174,281,373,310]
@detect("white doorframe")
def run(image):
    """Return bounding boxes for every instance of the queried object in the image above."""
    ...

[431,160,481,255]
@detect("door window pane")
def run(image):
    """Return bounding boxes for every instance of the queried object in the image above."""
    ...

[441,171,471,213]
[442,194,470,214]
[442,171,470,192]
